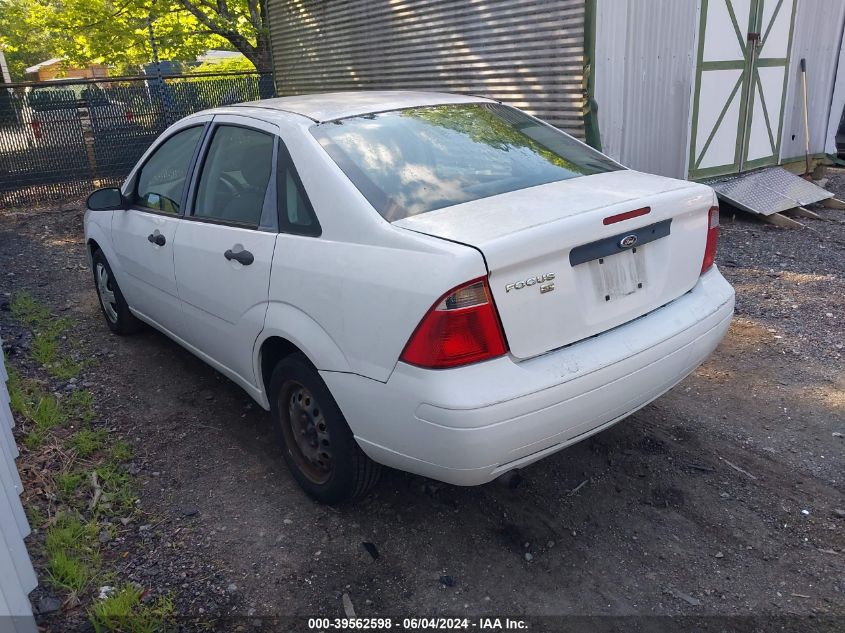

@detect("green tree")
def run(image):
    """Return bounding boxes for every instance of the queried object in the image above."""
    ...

[0,0,272,80]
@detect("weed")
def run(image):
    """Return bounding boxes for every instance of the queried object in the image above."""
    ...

[44,513,99,593]
[66,389,96,423]
[7,370,28,415]
[11,292,75,370]
[55,471,86,498]
[18,389,65,449]
[6,366,39,417]
[89,586,175,633]
[110,440,133,463]
[32,393,66,430]
[24,429,46,450]
[50,357,83,380]
[95,464,137,516]
[26,505,46,529]
[69,428,108,458]
[10,292,50,326]
[31,331,59,366]
[48,550,93,594]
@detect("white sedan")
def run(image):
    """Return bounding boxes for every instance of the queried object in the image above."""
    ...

[84,91,734,503]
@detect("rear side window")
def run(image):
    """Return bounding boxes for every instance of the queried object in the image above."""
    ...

[193,125,275,227]
[313,103,621,221]
[136,126,204,213]
[277,144,320,236]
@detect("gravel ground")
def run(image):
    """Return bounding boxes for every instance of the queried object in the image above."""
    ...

[1,169,844,631]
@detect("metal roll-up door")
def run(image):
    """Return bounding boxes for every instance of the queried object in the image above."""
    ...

[267,0,587,137]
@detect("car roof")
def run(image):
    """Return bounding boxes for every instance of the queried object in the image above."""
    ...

[227,90,495,123]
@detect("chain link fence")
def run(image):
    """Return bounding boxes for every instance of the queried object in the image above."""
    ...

[0,72,275,208]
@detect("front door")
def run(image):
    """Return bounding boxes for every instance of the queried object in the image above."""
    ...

[689,0,797,179]
[112,123,206,335]
[172,116,278,387]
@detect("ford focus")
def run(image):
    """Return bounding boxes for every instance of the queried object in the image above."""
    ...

[84,92,734,503]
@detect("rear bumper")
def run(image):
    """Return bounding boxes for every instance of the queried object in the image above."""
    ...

[323,268,734,485]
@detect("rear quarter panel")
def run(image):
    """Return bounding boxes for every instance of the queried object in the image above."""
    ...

[266,233,487,383]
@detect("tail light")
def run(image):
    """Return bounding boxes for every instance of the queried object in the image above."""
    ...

[701,205,720,273]
[400,277,508,369]
[30,120,41,140]
[125,110,134,123]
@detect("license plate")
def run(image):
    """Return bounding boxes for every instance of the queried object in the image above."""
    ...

[589,247,646,302]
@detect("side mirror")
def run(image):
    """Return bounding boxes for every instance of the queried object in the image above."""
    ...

[87,187,124,211]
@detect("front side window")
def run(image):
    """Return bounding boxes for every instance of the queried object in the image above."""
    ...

[136,126,204,213]
[194,125,274,227]
[312,103,621,221]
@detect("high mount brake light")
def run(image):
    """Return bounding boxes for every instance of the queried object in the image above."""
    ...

[400,278,508,369]
[603,207,651,225]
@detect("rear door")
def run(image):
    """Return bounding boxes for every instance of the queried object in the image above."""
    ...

[112,122,207,334]
[172,116,278,386]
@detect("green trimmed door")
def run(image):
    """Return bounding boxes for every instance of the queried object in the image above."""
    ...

[689,0,796,179]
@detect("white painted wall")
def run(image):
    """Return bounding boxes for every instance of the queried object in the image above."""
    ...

[0,338,38,633]
[781,0,845,160]
[594,0,701,180]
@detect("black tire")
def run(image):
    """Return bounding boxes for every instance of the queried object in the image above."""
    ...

[91,249,141,335]
[269,354,381,504]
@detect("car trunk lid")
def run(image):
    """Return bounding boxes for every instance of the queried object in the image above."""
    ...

[394,170,716,360]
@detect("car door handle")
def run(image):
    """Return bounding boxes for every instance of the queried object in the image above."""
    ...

[147,233,166,246]
[224,248,254,266]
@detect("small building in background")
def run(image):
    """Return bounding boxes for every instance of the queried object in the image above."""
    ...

[195,50,248,65]
[24,58,108,81]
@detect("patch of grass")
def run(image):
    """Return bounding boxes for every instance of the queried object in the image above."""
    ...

[26,505,46,529]
[11,292,75,371]
[10,295,173,621]
[89,586,174,633]
[50,356,84,380]
[110,440,133,464]
[69,428,108,458]
[44,513,99,593]
[24,429,47,450]
[66,389,96,424]
[95,464,137,516]
[31,331,59,366]
[10,292,50,326]
[48,550,94,594]
[6,366,40,417]
[24,392,69,449]
[55,471,86,498]
[32,393,66,430]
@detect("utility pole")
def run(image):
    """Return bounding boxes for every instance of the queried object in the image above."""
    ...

[146,9,173,125]
[147,12,163,84]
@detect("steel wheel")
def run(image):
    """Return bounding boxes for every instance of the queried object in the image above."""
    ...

[95,261,118,323]
[278,381,333,484]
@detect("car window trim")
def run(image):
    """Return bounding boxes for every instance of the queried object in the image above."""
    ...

[131,122,209,217]
[185,120,278,232]
[276,138,322,238]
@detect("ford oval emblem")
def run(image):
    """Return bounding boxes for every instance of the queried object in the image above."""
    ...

[619,234,638,248]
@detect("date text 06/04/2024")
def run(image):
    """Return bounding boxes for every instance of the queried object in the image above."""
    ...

[307,617,529,630]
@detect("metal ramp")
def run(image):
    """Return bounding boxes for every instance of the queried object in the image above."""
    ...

[704,167,833,216]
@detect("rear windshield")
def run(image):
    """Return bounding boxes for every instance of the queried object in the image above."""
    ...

[312,103,621,221]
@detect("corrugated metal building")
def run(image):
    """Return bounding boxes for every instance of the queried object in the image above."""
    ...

[0,338,38,633]
[267,0,845,183]
[267,0,588,138]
